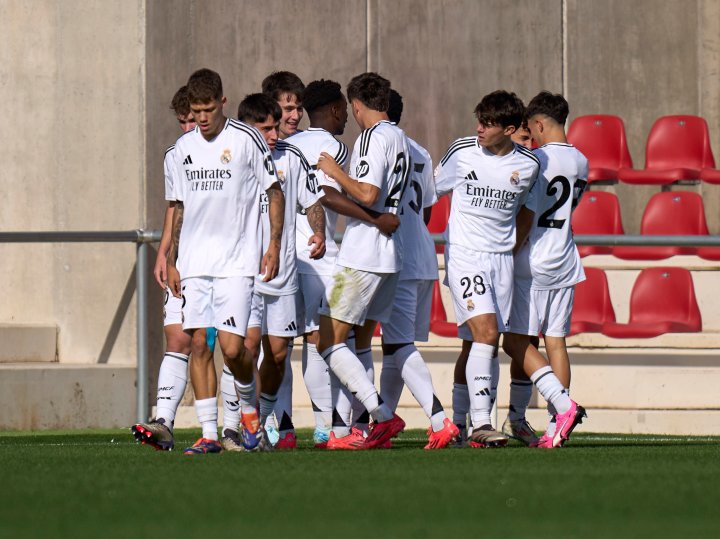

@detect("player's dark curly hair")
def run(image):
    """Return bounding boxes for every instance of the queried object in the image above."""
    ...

[170,85,191,115]
[262,71,305,102]
[346,72,390,112]
[187,68,223,103]
[526,91,569,124]
[303,79,344,114]
[237,93,282,124]
[474,90,525,129]
[387,89,403,124]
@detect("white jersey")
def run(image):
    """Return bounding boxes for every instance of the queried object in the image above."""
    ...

[337,120,410,273]
[398,137,438,281]
[255,140,322,296]
[173,119,277,279]
[515,143,589,290]
[164,144,178,201]
[290,127,349,276]
[434,137,539,253]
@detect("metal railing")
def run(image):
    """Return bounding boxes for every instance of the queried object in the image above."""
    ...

[0,229,160,423]
[2,230,720,424]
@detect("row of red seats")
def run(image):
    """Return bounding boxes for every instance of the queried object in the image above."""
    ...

[429,267,702,339]
[568,114,719,185]
[428,191,720,260]
[572,191,720,260]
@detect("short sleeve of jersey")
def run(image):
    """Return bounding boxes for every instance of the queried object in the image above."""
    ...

[354,131,387,189]
[420,157,437,208]
[297,157,323,210]
[316,140,348,193]
[249,133,277,191]
[433,150,457,197]
[173,146,186,202]
[163,146,177,201]
[523,178,539,212]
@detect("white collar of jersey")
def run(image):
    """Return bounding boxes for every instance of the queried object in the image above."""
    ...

[307,127,329,133]
[540,142,574,148]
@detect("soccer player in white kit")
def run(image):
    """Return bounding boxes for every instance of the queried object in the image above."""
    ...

[291,79,402,448]
[502,91,589,448]
[315,72,408,449]
[166,69,284,454]
[131,85,214,451]
[435,90,539,448]
[234,93,326,452]
[376,89,459,449]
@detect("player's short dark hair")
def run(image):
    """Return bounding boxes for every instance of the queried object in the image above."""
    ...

[262,71,305,102]
[346,72,391,112]
[387,89,403,124]
[303,79,344,114]
[473,90,525,129]
[170,85,191,115]
[187,68,223,103]
[237,93,282,124]
[526,91,569,125]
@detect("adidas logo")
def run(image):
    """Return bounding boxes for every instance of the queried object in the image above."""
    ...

[183,154,193,165]
[284,321,298,332]
[465,170,479,181]
[223,316,237,328]
[475,388,491,397]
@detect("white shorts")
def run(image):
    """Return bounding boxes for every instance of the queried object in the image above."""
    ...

[296,272,331,334]
[508,279,575,338]
[163,287,183,326]
[318,265,399,326]
[381,279,433,344]
[181,276,254,337]
[248,290,299,337]
[446,246,514,332]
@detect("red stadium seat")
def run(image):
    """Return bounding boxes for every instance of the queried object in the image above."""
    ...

[429,280,458,338]
[569,268,615,335]
[618,115,715,185]
[571,192,625,256]
[566,115,633,183]
[613,192,707,260]
[700,167,720,185]
[428,195,450,254]
[602,268,701,338]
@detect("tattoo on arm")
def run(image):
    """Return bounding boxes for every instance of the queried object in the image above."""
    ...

[307,202,326,236]
[167,202,183,267]
[267,185,285,242]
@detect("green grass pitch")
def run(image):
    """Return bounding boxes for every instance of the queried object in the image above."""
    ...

[1,429,718,538]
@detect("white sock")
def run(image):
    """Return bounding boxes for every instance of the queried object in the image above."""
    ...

[352,347,375,431]
[302,341,332,431]
[394,345,445,432]
[530,366,571,415]
[195,397,218,441]
[380,355,404,412]
[466,342,494,429]
[220,367,240,432]
[234,378,257,415]
[259,392,277,424]
[156,353,188,427]
[331,371,353,437]
[275,344,294,435]
[508,379,534,421]
[321,343,391,423]
[490,351,500,409]
[452,383,470,428]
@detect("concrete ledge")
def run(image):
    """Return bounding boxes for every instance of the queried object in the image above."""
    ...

[0,363,136,430]
[0,324,57,363]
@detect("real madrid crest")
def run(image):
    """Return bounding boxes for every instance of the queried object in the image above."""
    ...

[221,148,232,164]
[277,169,286,184]
[510,171,520,186]
[467,299,475,311]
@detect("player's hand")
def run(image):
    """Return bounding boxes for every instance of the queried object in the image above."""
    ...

[260,243,281,282]
[153,252,168,289]
[167,266,182,298]
[317,152,341,179]
[374,213,400,236]
[308,233,326,259]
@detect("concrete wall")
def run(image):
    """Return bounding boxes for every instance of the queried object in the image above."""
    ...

[2,0,719,370]
[0,1,146,365]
